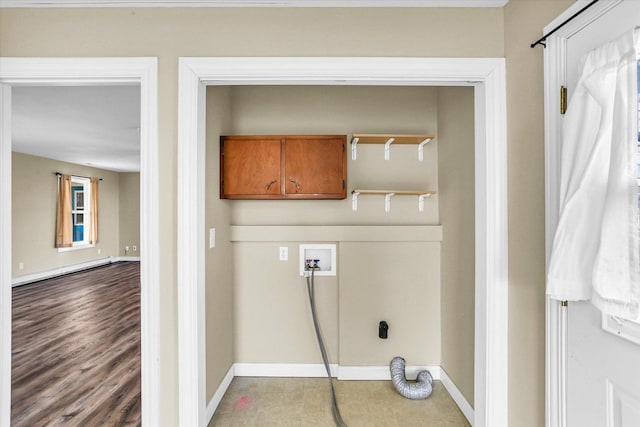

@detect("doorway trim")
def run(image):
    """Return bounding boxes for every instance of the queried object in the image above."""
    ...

[0,57,160,426]
[177,57,508,427]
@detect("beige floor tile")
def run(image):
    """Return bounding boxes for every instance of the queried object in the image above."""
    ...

[209,377,470,427]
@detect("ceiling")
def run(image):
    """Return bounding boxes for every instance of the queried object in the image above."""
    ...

[0,0,509,7]
[12,85,141,173]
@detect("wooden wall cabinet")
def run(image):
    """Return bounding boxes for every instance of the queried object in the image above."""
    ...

[220,135,347,200]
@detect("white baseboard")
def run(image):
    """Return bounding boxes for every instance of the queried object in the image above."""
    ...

[112,256,141,262]
[337,364,442,381]
[234,363,338,378]
[11,257,112,287]
[205,364,235,424]
[11,256,141,287]
[439,367,474,425]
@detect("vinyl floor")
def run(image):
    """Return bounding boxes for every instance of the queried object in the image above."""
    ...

[209,376,471,427]
[11,262,141,427]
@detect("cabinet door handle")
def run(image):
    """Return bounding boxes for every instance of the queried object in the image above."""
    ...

[289,178,301,191]
[265,179,277,191]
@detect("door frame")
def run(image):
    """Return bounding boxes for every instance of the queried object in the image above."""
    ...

[177,57,508,427]
[0,57,161,426]
[543,1,627,426]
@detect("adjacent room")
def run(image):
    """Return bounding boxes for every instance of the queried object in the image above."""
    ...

[204,84,475,425]
[10,86,142,425]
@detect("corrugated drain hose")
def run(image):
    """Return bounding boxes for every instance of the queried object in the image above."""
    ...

[306,266,347,427]
[390,356,433,400]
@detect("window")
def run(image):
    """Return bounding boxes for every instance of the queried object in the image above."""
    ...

[70,176,91,247]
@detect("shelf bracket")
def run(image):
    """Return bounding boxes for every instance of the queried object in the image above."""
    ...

[352,191,360,211]
[384,138,395,161]
[418,193,432,212]
[385,192,395,213]
[418,138,432,161]
[351,137,359,160]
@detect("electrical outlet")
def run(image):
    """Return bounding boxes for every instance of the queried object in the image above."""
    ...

[18,262,24,270]
[125,246,129,253]
[279,246,288,261]
[98,249,101,255]
[132,245,137,252]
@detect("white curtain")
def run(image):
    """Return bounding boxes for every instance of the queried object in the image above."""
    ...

[547,28,640,322]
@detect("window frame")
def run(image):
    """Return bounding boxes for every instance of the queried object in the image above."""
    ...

[58,175,94,252]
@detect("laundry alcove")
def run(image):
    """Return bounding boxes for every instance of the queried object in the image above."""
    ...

[204,84,475,423]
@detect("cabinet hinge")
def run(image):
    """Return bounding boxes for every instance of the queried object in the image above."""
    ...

[560,86,567,115]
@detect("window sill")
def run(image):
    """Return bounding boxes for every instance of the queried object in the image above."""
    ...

[57,243,95,253]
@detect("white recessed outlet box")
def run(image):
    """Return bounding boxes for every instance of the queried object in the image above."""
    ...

[299,244,337,277]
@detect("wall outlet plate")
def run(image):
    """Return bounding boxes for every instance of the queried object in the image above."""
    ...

[299,244,337,276]
[279,246,288,261]
[209,228,216,249]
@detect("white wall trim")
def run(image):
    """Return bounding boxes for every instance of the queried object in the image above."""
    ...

[0,82,11,427]
[440,367,475,425]
[0,57,160,427]
[57,243,96,253]
[178,56,507,427]
[337,364,441,381]
[11,256,143,287]
[0,0,510,8]
[542,2,624,427]
[113,256,142,262]
[205,365,235,425]
[235,362,339,378]
[12,257,111,287]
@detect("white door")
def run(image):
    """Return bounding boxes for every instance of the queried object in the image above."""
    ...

[546,1,640,426]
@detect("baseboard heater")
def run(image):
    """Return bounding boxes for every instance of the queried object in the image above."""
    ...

[11,256,139,287]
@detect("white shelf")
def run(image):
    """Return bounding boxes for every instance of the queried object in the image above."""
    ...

[350,133,435,160]
[351,189,437,212]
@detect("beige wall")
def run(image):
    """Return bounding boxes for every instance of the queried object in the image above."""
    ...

[12,152,120,277]
[119,172,140,257]
[437,86,475,405]
[233,241,340,364]
[504,1,573,425]
[223,85,442,367]
[229,85,439,225]
[205,87,234,401]
[339,241,441,366]
[1,3,575,423]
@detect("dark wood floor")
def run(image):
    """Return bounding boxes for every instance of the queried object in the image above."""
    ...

[12,262,141,427]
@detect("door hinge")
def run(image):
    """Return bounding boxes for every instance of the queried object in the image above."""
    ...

[342,180,345,189]
[560,86,567,115]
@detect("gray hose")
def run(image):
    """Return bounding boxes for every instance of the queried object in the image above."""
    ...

[306,267,347,427]
[390,356,433,400]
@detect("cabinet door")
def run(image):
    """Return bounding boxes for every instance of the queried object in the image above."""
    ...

[221,137,282,199]
[284,136,346,199]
